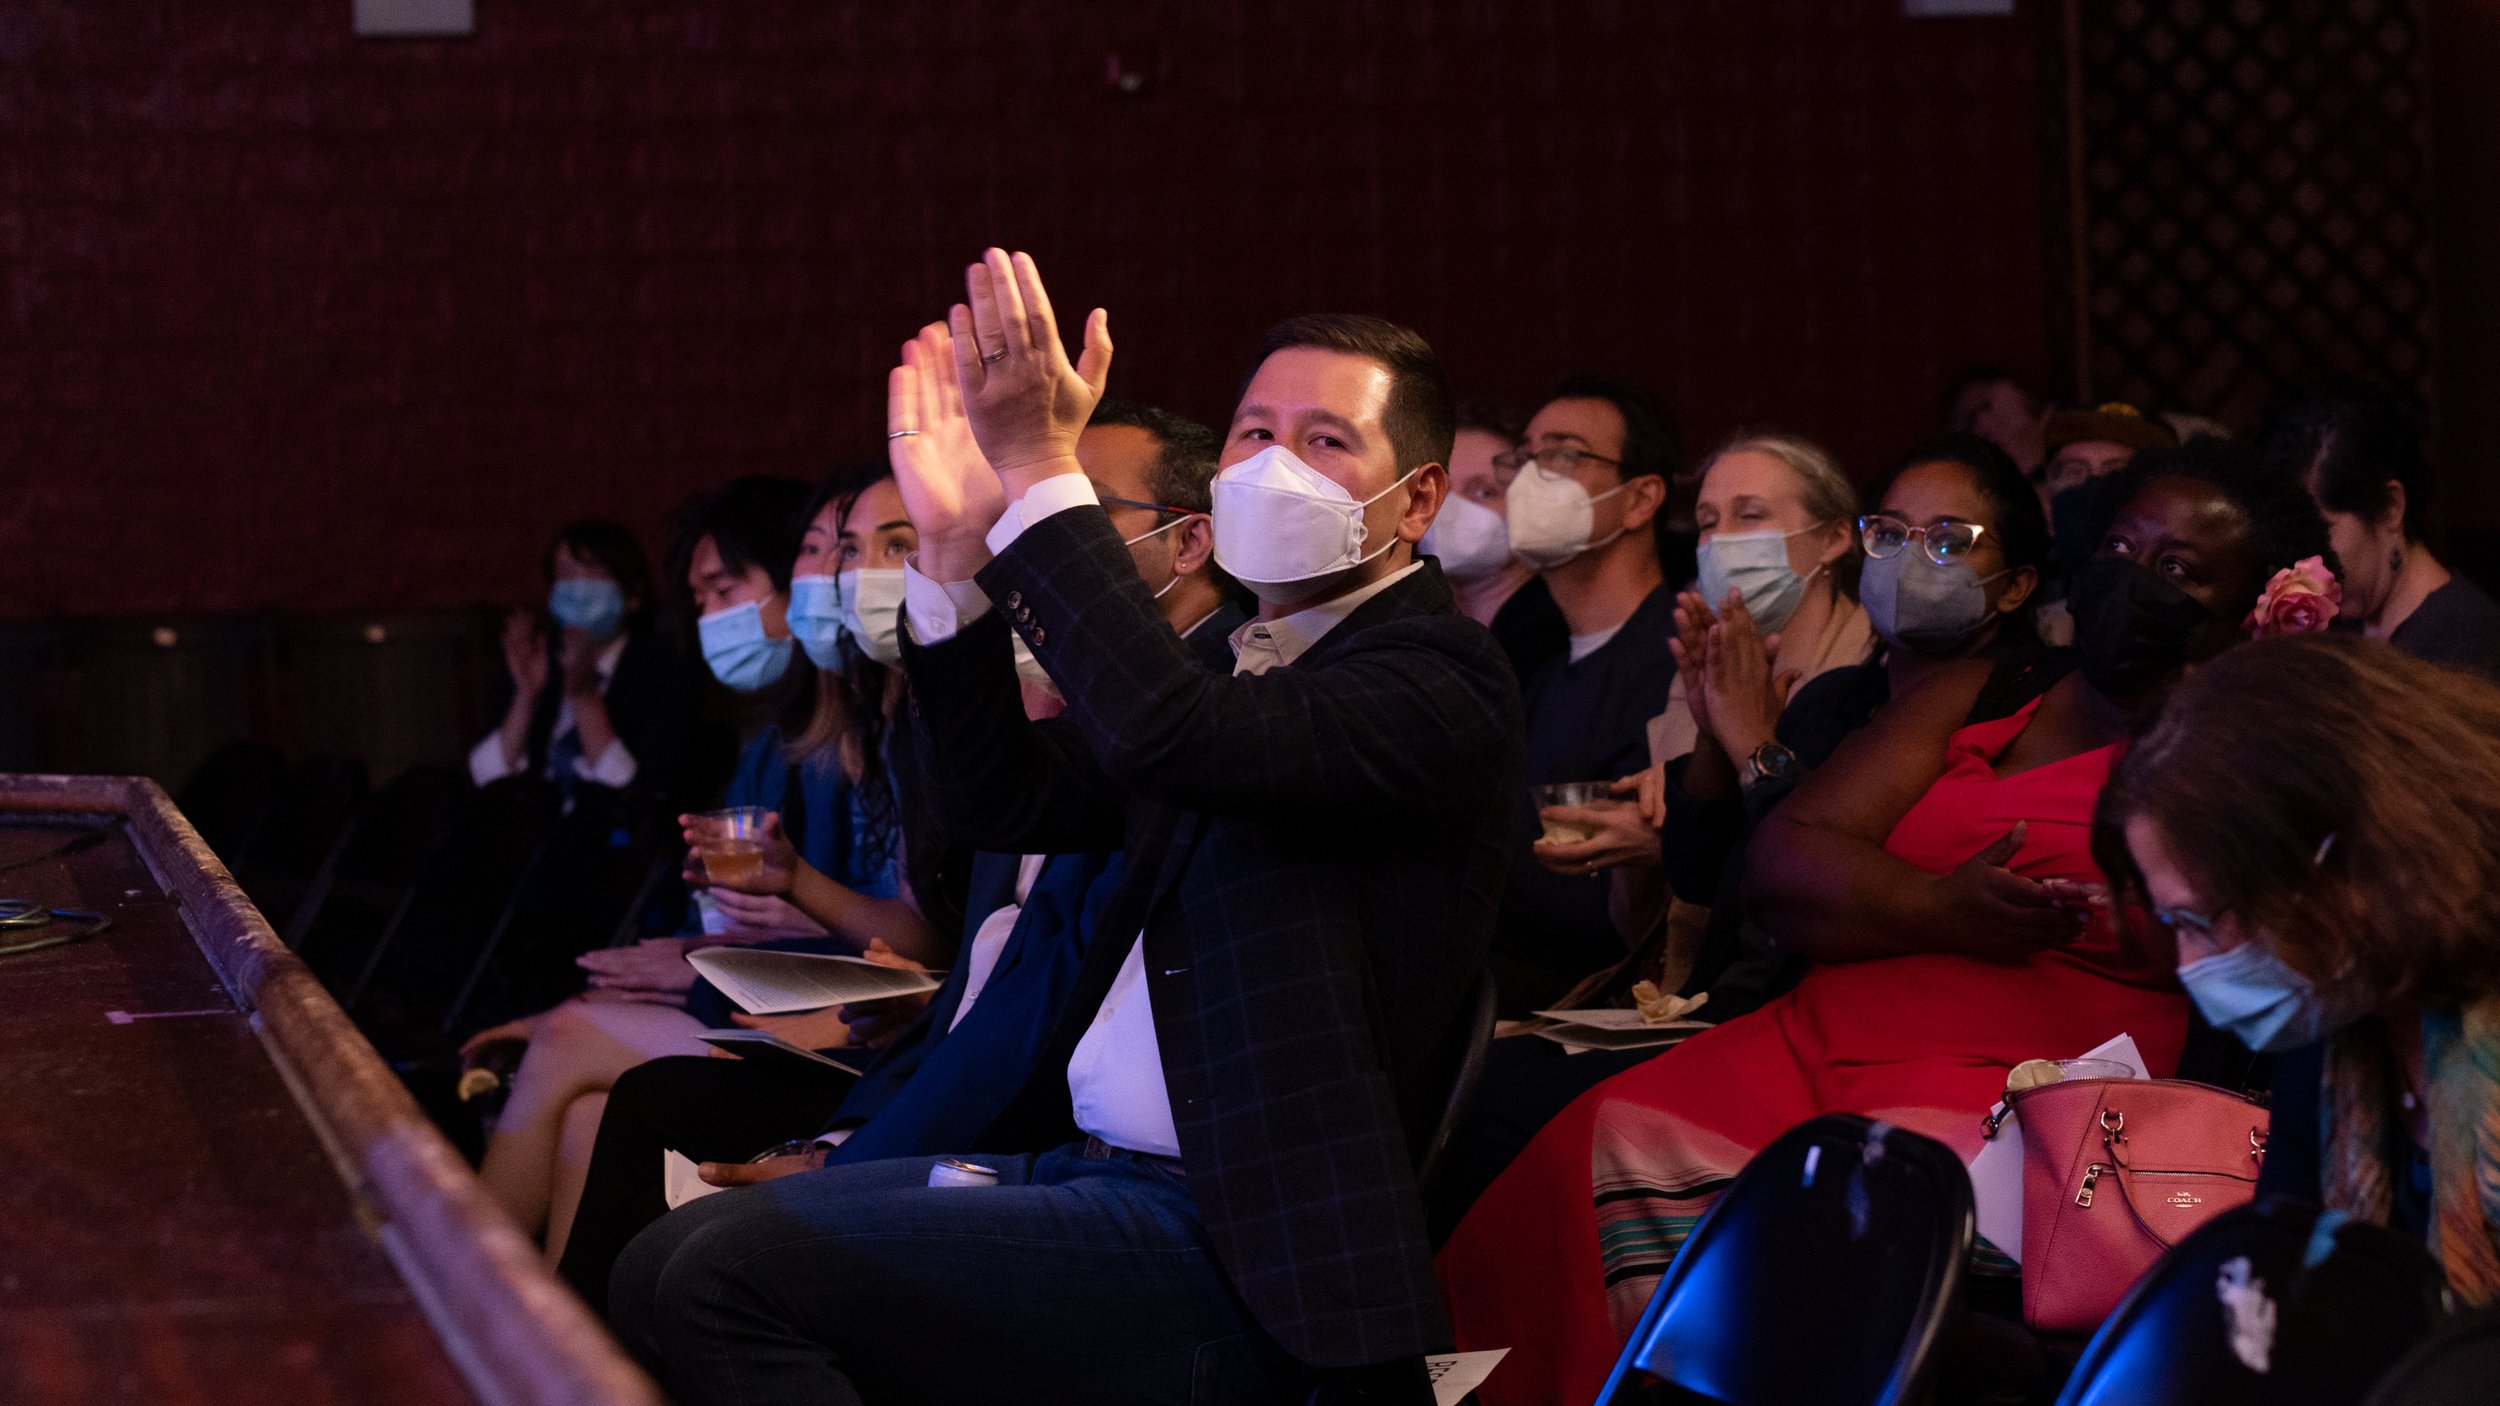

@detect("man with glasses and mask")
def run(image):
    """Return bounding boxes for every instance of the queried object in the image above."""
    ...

[1490,374,1682,1014]
[1074,398,1247,671]
[610,251,1522,1406]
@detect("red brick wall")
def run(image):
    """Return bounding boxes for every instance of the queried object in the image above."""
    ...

[0,1,2050,615]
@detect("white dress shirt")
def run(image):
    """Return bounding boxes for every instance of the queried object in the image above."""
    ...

[951,853,1047,1032]
[901,471,1423,1158]
[468,634,637,788]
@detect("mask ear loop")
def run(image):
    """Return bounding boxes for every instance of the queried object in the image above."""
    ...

[1349,465,1429,568]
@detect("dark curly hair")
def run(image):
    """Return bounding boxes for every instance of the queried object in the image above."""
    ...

[2086,436,2338,612]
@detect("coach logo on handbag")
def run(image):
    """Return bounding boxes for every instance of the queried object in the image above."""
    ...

[2166,1189,2204,1208]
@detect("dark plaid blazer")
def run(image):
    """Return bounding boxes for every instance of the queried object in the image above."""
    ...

[900,505,1523,1369]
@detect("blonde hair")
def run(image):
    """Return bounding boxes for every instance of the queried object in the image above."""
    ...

[1700,430,1863,599]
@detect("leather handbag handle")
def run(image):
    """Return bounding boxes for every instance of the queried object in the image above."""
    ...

[2097,1110,2268,1250]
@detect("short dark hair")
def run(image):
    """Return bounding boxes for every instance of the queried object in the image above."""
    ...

[666,474,811,600]
[2087,437,2337,605]
[1945,362,2038,418]
[1088,399,1222,513]
[544,519,657,627]
[1454,399,1529,447]
[1241,314,1455,474]
[2255,378,2432,540]
[1543,373,1683,485]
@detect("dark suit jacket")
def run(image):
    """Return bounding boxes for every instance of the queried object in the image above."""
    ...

[901,507,1523,1368]
[484,627,705,804]
[823,849,1121,1164]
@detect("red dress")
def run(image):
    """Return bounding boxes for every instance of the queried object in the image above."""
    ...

[1436,701,2188,1406]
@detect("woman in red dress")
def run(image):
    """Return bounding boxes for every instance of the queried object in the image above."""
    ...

[1437,443,2337,1405]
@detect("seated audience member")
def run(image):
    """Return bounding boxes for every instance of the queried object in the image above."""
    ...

[472,520,702,804]
[1946,363,2052,475]
[2033,402,2179,645]
[1487,376,1681,1012]
[2097,634,2500,1304]
[1439,439,2334,1406]
[469,473,930,1259]
[1074,396,1251,663]
[2262,381,2500,674]
[1421,399,1568,682]
[556,396,1240,1304]
[2037,400,2176,506]
[1428,432,2053,1239]
[611,258,1520,1406]
[1524,432,1869,1003]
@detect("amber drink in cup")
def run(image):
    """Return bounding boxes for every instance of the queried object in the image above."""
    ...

[1533,782,1611,845]
[696,806,771,890]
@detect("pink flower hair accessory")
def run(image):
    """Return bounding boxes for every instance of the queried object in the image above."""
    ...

[2244,555,2342,639]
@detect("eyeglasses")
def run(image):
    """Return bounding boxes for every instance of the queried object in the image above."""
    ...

[1492,444,1624,476]
[1098,495,1192,520]
[2150,906,2222,942]
[1857,513,1991,565]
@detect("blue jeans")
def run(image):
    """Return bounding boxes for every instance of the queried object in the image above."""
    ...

[609,1143,1307,1406]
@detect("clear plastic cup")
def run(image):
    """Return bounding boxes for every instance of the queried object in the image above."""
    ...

[1533,782,1611,844]
[695,806,771,890]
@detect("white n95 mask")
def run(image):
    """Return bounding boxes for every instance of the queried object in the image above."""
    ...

[836,568,907,666]
[1421,493,1516,582]
[1211,445,1420,603]
[1505,467,1631,570]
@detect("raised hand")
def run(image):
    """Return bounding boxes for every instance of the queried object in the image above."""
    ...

[888,320,1008,580]
[949,248,1111,494]
[501,607,548,697]
[1697,591,1797,765]
[1665,592,1718,736]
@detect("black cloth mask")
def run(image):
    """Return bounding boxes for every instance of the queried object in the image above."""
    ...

[2068,554,2214,699]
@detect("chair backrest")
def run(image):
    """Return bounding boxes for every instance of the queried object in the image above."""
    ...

[448,784,683,1026]
[1415,966,1499,1192]
[176,740,290,872]
[286,766,468,990]
[234,752,368,929]
[2057,1198,2448,1406]
[347,775,564,1032]
[2363,1306,2500,1406]
[1596,1113,1974,1406]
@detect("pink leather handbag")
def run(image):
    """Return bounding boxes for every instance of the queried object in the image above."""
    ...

[1988,1077,2271,1333]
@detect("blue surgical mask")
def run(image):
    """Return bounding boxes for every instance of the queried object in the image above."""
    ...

[785,575,849,673]
[837,568,907,666]
[1862,552,2005,652]
[2177,939,2348,1053]
[548,578,627,638]
[1695,526,1821,632]
[697,599,794,692]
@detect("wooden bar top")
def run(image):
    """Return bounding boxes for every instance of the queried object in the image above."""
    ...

[0,776,663,1406]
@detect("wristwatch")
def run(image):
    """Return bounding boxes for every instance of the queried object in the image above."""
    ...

[1742,741,1801,787]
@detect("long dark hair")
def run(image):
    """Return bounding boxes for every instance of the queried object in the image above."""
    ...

[785,461,903,886]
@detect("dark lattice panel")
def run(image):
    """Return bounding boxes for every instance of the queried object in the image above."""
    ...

[2051,0,2436,426]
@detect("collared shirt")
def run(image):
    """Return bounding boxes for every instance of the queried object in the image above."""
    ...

[903,472,1420,1157]
[951,853,1047,1031]
[467,634,636,788]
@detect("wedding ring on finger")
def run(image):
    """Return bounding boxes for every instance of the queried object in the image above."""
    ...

[886,428,921,440]
[981,348,1011,365]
